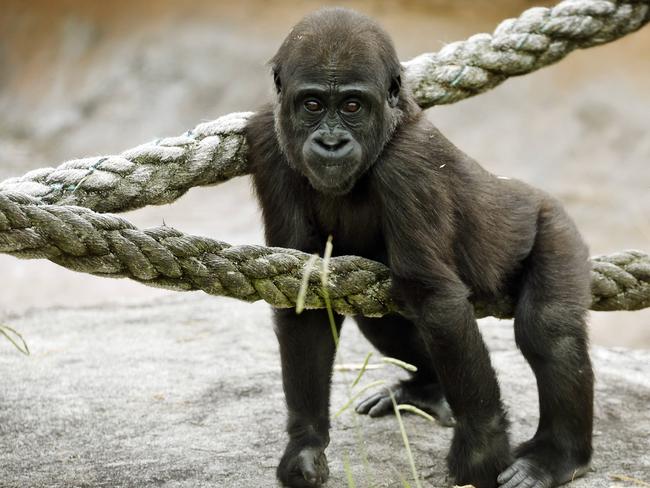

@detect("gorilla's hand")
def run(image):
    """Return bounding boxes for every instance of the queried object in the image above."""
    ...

[355,380,455,427]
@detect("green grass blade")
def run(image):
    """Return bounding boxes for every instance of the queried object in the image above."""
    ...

[388,388,422,488]
[320,236,339,345]
[296,253,319,314]
[351,351,373,388]
[321,235,333,288]
[0,324,30,355]
[334,362,382,372]
[382,356,418,372]
[343,453,357,488]
[388,462,413,488]
[334,380,386,418]
[397,404,436,423]
[399,472,413,488]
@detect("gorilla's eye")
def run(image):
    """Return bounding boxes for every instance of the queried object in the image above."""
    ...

[304,100,323,112]
[342,101,361,113]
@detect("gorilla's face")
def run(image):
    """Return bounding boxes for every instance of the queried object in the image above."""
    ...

[274,67,401,195]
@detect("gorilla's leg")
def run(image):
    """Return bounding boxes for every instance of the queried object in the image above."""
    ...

[498,203,593,488]
[275,308,343,488]
[354,314,454,426]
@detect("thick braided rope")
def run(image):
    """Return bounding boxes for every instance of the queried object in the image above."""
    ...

[0,112,253,213]
[405,0,650,107]
[1,0,647,214]
[0,192,648,316]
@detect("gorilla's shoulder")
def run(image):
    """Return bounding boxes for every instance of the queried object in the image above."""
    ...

[246,105,283,175]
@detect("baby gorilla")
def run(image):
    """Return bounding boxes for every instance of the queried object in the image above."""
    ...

[247,8,594,488]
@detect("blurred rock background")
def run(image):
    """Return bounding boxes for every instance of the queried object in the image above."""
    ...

[0,0,648,347]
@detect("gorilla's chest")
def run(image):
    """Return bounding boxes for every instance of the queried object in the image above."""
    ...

[310,186,386,264]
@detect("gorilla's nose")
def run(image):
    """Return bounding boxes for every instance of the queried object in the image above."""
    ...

[313,132,352,158]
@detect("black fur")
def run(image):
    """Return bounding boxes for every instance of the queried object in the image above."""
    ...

[246,8,593,488]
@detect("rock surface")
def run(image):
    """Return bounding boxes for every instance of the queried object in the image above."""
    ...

[1,294,648,487]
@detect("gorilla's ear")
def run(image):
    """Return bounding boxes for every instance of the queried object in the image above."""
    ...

[273,68,282,94]
[388,75,401,107]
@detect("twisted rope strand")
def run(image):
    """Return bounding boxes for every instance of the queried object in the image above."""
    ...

[0,192,648,316]
[405,0,650,107]
[0,112,253,213]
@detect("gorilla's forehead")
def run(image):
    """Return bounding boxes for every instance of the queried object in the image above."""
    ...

[291,68,375,85]
[272,8,400,98]
[285,61,386,93]
[281,32,389,82]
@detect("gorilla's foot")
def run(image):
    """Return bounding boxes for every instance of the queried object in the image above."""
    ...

[498,458,554,488]
[277,445,329,488]
[355,379,454,426]
[498,458,588,488]
[449,413,512,488]
[498,439,590,488]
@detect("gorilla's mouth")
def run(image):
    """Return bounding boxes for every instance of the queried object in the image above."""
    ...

[298,138,364,195]
[304,159,362,195]
[320,159,349,168]
[313,144,355,161]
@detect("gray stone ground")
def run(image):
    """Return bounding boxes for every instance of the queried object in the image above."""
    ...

[0,294,648,487]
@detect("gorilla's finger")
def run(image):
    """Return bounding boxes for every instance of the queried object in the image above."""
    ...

[355,392,385,414]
